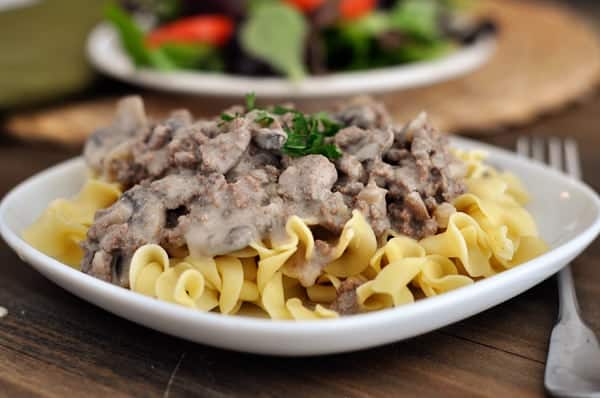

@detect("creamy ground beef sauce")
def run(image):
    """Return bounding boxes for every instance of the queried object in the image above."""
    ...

[82,96,466,308]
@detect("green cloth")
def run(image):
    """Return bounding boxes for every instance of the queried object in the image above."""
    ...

[0,0,106,108]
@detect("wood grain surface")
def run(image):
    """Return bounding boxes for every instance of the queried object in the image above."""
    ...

[1,2,600,397]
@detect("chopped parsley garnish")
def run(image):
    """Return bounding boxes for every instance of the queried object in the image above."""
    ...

[219,112,239,127]
[245,92,257,111]
[220,113,236,122]
[282,111,343,159]
[313,112,343,137]
[255,110,275,127]
[226,93,344,160]
[272,105,296,115]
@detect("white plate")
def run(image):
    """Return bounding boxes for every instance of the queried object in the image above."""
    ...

[86,23,496,98]
[2,137,599,356]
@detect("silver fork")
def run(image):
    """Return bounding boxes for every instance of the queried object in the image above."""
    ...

[517,136,600,397]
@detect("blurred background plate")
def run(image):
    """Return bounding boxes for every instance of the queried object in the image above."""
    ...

[6,0,600,145]
[86,22,495,99]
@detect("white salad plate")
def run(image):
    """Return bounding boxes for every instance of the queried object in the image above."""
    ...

[87,23,496,98]
[1,137,600,356]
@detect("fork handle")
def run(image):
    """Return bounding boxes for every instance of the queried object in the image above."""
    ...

[557,266,582,323]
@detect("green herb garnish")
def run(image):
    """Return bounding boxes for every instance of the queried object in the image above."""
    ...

[255,111,275,127]
[313,112,343,137]
[281,111,342,159]
[272,105,295,115]
[220,113,236,122]
[246,92,257,111]
[239,93,343,159]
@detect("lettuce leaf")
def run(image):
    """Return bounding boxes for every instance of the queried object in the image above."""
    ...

[240,2,307,80]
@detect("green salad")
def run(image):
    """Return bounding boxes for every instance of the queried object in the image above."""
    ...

[108,0,494,78]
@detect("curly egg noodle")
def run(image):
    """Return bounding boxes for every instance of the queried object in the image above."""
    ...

[23,151,547,320]
[22,178,121,267]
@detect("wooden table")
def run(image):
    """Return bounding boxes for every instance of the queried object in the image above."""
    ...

[2,6,600,398]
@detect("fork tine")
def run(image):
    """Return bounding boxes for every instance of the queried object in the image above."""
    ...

[516,136,530,157]
[565,138,582,180]
[548,137,563,172]
[532,136,546,163]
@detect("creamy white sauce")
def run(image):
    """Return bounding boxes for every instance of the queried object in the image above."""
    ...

[186,223,259,258]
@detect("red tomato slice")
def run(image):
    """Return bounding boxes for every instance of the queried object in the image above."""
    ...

[146,15,234,48]
[339,0,377,20]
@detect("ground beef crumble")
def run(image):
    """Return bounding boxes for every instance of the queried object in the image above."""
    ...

[82,96,466,299]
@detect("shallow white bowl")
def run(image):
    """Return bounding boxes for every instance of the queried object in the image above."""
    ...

[2,137,599,356]
[87,23,495,98]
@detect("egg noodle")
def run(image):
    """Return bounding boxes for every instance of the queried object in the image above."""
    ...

[23,151,547,320]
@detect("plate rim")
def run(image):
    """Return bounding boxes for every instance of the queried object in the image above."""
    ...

[86,22,496,98]
[2,137,600,354]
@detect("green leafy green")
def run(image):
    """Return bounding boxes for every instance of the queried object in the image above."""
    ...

[393,40,453,62]
[325,0,454,71]
[160,43,223,71]
[340,12,391,38]
[390,0,441,42]
[333,11,399,69]
[105,3,224,71]
[334,17,379,70]
[240,2,307,80]
[104,3,169,68]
